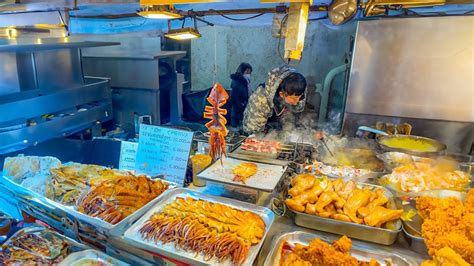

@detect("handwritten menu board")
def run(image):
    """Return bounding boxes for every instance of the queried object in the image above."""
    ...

[119,141,138,171]
[135,124,194,185]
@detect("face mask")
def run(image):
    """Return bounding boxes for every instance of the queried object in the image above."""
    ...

[243,74,251,81]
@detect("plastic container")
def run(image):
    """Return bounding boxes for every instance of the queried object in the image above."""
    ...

[59,249,129,266]
[191,154,212,187]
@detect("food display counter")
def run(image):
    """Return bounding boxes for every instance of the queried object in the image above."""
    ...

[1,130,472,265]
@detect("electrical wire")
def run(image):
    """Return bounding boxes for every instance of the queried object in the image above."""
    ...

[209,9,266,21]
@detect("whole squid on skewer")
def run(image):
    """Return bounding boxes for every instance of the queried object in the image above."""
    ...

[203,83,229,162]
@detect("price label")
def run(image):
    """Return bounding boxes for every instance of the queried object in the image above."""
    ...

[135,124,194,186]
[118,141,138,171]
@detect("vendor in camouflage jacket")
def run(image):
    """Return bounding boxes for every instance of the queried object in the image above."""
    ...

[243,65,307,135]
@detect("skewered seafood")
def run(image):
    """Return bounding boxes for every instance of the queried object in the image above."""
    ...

[232,162,258,183]
[416,189,474,264]
[139,197,266,265]
[78,175,169,224]
[240,138,282,154]
[203,83,229,162]
[285,175,402,227]
[280,235,380,266]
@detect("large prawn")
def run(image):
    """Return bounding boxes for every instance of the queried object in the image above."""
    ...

[203,83,229,162]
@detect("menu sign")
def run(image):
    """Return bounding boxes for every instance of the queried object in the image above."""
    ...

[135,124,194,186]
[118,141,138,171]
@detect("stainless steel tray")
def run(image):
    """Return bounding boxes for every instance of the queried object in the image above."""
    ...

[264,231,418,266]
[198,157,287,192]
[0,175,176,240]
[119,188,275,266]
[401,226,428,256]
[2,225,89,260]
[288,182,401,245]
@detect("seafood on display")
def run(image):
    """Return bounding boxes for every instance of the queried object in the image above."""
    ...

[309,161,374,180]
[279,235,380,266]
[203,83,229,162]
[232,162,258,184]
[381,157,470,193]
[45,164,108,206]
[139,197,266,265]
[285,174,403,227]
[78,175,169,224]
[0,229,70,265]
[3,156,61,195]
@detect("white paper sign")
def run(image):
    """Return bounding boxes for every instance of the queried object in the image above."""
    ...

[119,141,138,171]
[135,124,194,185]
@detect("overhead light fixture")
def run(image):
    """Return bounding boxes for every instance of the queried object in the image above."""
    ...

[165,16,201,40]
[166,27,201,40]
[138,4,182,19]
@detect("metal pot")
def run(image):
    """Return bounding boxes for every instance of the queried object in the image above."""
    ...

[357,126,447,157]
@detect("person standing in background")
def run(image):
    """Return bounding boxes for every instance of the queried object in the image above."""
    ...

[230,62,253,129]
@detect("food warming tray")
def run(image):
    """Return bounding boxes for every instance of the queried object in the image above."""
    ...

[119,188,275,266]
[198,157,287,192]
[287,182,402,245]
[0,174,177,239]
[264,231,419,266]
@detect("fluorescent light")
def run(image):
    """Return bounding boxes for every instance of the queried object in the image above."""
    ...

[165,27,201,40]
[137,10,182,19]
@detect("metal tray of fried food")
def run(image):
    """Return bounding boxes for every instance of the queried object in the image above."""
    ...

[288,183,402,245]
[118,188,275,266]
[264,231,420,266]
[1,225,89,263]
[0,173,177,238]
[198,157,288,192]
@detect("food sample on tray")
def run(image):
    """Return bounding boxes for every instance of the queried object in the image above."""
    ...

[416,189,474,264]
[240,138,284,154]
[279,235,380,266]
[381,158,470,193]
[232,162,258,183]
[3,156,61,195]
[78,175,169,224]
[138,197,266,265]
[0,229,70,265]
[285,174,402,227]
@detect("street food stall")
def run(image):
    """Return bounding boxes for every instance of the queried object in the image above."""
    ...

[0,1,473,265]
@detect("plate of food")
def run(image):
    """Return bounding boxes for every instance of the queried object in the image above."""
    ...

[197,157,287,192]
[380,157,470,197]
[121,188,274,266]
[264,231,418,266]
[285,174,403,245]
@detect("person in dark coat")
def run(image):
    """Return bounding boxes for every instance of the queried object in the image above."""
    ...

[230,62,253,128]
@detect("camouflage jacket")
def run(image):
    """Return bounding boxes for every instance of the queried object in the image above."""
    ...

[243,66,306,134]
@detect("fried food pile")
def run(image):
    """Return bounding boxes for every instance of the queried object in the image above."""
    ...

[285,175,402,227]
[232,162,258,183]
[46,164,108,205]
[384,158,469,193]
[0,229,70,265]
[78,175,169,224]
[421,247,470,266]
[416,189,474,264]
[280,235,380,266]
[139,197,266,265]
